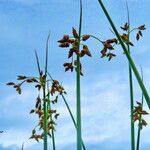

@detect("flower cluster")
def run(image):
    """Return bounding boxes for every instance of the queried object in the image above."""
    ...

[50,80,66,96]
[58,27,92,75]
[7,72,61,142]
[100,38,118,61]
[50,79,67,104]
[100,23,146,61]
[7,76,38,94]
[133,101,149,130]
[136,25,146,41]
[120,23,146,43]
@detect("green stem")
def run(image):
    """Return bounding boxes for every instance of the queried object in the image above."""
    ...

[43,32,51,150]
[76,55,82,150]
[136,99,143,150]
[45,32,50,75]
[76,0,83,149]
[82,35,103,43]
[136,67,144,150]
[34,34,50,150]
[136,124,141,150]
[43,85,48,150]
[97,0,150,109]
[126,1,135,150]
[47,82,56,150]
[35,49,41,75]
[129,60,135,150]
[61,94,86,150]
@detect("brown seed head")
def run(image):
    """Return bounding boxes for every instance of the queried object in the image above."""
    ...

[82,35,90,41]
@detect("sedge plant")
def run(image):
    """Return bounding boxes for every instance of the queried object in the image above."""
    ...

[80,1,147,150]
[35,32,87,150]
[58,0,94,149]
[7,33,62,150]
[7,32,87,150]
[34,35,57,150]
[95,1,150,150]
[97,0,150,112]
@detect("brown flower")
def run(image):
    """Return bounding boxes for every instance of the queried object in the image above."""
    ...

[80,45,92,57]
[63,62,74,72]
[82,35,90,41]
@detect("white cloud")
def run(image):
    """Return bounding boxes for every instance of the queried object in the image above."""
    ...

[0,71,150,149]
[1,129,34,148]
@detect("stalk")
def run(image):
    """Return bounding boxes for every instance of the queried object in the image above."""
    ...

[45,32,50,75]
[45,32,56,150]
[47,82,56,150]
[43,32,51,150]
[97,0,150,109]
[35,50,48,150]
[35,50,41,75]
[43,84,48,150]
[35,33,51,150]
[126,1,135,150]
[61,94,86,150]
[128,31,135,150]
[76,0,83,149]
[136,67,144,150]
[136,111,142,150]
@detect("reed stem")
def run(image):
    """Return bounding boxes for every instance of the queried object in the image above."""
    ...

[126,1,135,149]
[34,32,51,150]
[43,33,51,150]
[128,55,135,150]
[35,50,48,150]
[43,85,48,150]
[76,0,83,149]
[47,82,56,150]
[61,94,86,150]
[136,67,144,150]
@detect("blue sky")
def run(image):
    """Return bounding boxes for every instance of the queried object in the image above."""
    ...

[0,0,150,150]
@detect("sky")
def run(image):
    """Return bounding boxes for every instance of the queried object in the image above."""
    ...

[0,0,150,150]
